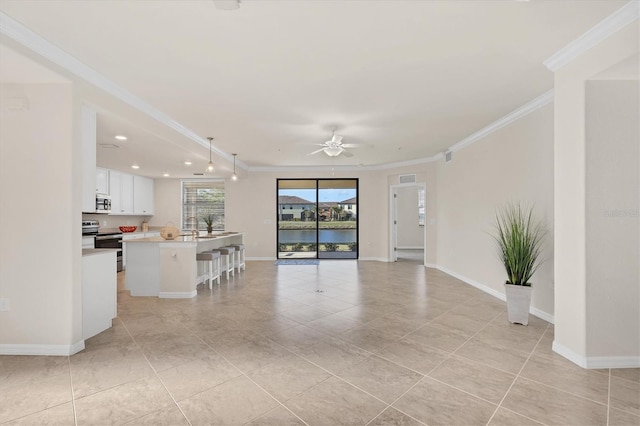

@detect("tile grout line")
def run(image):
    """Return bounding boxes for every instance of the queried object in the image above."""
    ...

[118,319,194,426]
[184,322,311,426]
[606,368,611,426]
[67,356,78,426]
[484,323,552,426]
[367,309,508,425]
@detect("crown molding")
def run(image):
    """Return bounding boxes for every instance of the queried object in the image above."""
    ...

[544,1,640,72]
[448,90,554,154]
[0,11,243,168]
[248,164,366,173]
[247,154,441,173]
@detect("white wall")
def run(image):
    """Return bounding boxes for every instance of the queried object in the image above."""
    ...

[585,80,639,359]
[150,164,438,263]
[396,185,425,249]
[0,83,83,354]
[435,104,555,318]
[553,22,639,367]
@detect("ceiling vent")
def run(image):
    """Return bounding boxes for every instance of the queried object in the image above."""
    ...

[399,174,416,184]
[445,151,453,163]
[4,96,29,111]
[193,172,204,176]
[213,0,239,10]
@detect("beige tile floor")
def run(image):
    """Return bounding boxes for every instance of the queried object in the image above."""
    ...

[2,261,639,425]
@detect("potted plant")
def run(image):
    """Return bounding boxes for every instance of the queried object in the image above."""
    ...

[493,203,546,325]
[202,214,215,235]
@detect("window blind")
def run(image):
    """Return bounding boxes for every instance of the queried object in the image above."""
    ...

[181,180,225,231]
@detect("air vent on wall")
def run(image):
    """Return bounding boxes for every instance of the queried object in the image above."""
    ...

[399,174,416,184]
[445,151,453,163]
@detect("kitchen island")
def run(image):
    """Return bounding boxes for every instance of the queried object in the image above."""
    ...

[124,232,244,298]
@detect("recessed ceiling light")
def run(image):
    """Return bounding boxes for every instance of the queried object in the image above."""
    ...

[184,161,192,165]
[163,172,170,177]
[131,164,140,169]
[115,135,127,141]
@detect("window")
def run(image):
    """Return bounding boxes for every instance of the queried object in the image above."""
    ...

[181,180,225,231]
[418,188,425,226]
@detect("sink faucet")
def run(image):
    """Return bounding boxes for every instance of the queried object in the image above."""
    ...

[187,216,199,238]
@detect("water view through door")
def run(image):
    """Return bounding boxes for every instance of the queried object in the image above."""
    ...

[277,179,358,259]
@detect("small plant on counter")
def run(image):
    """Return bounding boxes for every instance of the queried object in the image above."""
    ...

[202,214,215,234]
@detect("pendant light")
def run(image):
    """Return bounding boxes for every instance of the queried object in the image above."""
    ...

[231,153,238,181]
[206,137,215,173]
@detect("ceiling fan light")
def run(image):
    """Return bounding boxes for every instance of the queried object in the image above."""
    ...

[324,146,343,157]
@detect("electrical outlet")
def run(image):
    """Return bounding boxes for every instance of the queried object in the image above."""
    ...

[0,298,9,312]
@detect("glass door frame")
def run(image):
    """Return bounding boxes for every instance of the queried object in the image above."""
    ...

[276,178,359,260]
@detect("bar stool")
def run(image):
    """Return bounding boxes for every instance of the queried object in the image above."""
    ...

[230,244,245,272]
[217,246,235,280]
[196,251,221,289]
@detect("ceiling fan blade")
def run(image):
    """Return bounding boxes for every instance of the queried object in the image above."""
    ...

[308,148,326,156]
[342,150,354,158]
[340,143,362,148]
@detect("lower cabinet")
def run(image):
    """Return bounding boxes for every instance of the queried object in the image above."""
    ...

[122,232,161,268]
[82,251,117,339]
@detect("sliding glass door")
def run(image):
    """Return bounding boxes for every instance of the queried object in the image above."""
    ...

[277,179,358,259]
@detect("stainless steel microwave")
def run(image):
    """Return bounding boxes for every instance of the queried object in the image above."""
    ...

[96,195,111,213]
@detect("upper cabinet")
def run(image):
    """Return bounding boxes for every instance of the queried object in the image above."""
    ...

[107,170,154,216]
[133,176,154,215]
[96,167,109,195]
[109,171,134,215]
[81,106,97,213]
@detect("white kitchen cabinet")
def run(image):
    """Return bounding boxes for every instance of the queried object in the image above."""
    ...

[109,171,134,215]
[133,175,154,215]
[96,167,109,195]
[122,231,160,268]
[81,106,97,213]
[82,250,117,339]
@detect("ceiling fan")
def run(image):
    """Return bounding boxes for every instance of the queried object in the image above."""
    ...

[308,131,361,157]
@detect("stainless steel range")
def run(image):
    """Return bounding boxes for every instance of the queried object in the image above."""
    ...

[82,220,123,272]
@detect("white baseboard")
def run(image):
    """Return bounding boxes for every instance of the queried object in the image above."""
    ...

[397,246,425,250]
[359,257,391,262]
[159,291,197,299]
[530,306,554,324]
[0,340,85,356]
[435,265,554,324]
[553,341,640,369]
[585,356,640,369]
[247,257,276,261]
[552,341,587,368]
[425,263,438,268]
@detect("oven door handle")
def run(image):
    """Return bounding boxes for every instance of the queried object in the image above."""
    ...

[95,235,122,241]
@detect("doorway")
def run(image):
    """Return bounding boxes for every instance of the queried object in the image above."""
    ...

[277,179,358,259]
[390,183,426,265]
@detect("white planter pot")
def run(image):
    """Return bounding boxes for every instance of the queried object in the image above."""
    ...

[504,283,532,325]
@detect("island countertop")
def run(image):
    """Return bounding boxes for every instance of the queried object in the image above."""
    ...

[125,232,243,243]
